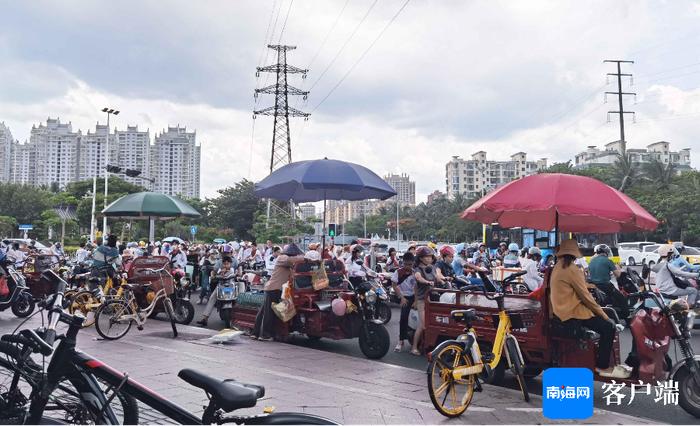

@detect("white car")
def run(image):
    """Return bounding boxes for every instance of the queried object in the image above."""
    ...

[618,241,656,266]
[641,244,663,267]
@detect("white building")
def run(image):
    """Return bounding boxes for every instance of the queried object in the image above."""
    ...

[445,152,547,199]
[298,204,316,220]
[384,173,416,206]
[0,122,13,183]
[10,141,36,185]
[31,118,80,189]
[78,123,116,182]
[115,125,151,187]
[151,126,201,198]
[574,141,692,171]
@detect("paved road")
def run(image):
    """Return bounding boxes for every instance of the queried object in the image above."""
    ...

[188,290,700,424]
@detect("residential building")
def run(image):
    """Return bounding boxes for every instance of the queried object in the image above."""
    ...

[384,173,416,206]
[427,190,445,204]
[0,122,13,183]
[574,141,692,172]
[298,204,316,220]
[78,123,117,183]
[31,118,80,188]
[10,141,36,185]
[324,200,383,227]
[445,152,547,199]
[115,125,151,187]
[151,126,201,198]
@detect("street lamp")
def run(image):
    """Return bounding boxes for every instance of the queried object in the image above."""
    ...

[101,107,119,240]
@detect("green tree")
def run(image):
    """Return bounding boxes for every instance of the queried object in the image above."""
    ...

[641,160,676,190]
[208,180,263,240]
[612,154,638,192]
[0,216,18,237]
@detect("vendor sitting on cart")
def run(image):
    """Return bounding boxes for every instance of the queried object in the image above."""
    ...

[550,239,630,379]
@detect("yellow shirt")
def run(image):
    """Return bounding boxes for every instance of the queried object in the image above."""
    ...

[550,261,609,322]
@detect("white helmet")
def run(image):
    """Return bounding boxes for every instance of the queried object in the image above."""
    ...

[528,247,541,256]
[658,244,677,258]
[230,241,241,251]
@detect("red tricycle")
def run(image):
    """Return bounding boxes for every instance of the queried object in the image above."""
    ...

[22,254,62,299]
[232,259,391,359]
[423,270,700,418]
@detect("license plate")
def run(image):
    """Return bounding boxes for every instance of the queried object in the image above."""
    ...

[223,288,233,295]
[222,302,232,309]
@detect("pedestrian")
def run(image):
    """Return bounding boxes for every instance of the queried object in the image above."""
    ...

[252,243,304,341]
[391,252,416,352]
[411,246,442,356]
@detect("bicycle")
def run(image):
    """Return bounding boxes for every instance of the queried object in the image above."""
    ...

[66,262,125,328]
[427,270,530,417]
[0,270,336,425]
[94,267,178,340]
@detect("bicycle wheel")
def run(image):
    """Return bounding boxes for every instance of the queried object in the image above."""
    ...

[67,290,99,328]
[0,342,139,424]
[505,337,530,402]
[163,297,178,338]
[427,343,475,417]
[96,300,134,341]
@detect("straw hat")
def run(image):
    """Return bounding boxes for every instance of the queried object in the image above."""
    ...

[556,239,581,258]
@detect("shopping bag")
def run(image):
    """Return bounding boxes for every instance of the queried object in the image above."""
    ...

[0,276,8,298]
[311,264,329,291]
[272,299,296,322]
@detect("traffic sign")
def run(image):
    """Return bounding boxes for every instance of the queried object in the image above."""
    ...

[18,224,33,231]
[190,225,198,235]
[328,223,336,237]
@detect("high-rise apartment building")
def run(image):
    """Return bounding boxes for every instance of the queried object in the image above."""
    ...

[31,118,80,188]
[0,122,13,183]
[151,126,201,198]
[4,118,201,198]
[384,173,416,206]
[115,125,151,187]
[78,123,116,182]
[445,152,547,199]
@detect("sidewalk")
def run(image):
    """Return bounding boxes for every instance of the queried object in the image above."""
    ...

[0,312,659,425]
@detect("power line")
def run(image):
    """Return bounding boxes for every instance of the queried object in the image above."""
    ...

[311,0,411,113]
[307,0,379,91]
[277,0,295,44]
[257,0,279,68]
[307,0,351,70]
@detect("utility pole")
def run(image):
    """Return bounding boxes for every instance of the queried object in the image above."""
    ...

[254,45,310,224]
[604,60,635,157]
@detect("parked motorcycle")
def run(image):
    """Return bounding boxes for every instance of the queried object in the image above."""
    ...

[347,277,391,359]
[0,264,35,318]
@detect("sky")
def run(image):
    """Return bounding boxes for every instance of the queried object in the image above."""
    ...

[2,0,700,202]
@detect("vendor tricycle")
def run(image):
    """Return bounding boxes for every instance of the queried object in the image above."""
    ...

[232,259,391,359]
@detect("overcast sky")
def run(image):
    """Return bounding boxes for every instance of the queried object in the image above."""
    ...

[2,0,700,201]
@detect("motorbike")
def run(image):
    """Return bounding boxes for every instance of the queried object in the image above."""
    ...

[170,268,195,325]
[346,277,391,359]
[0,263,35,318]
[589,266,642,324]
[367,273,391,324]
[213,276,246,328]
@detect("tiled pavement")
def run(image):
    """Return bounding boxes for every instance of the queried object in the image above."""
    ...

[0,311,660,424]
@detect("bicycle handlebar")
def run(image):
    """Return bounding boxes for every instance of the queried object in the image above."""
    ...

[458,284,503,301]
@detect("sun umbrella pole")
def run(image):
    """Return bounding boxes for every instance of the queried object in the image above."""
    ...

[555,210,560,249]
[322,195,327,253]
[149,216,155,244]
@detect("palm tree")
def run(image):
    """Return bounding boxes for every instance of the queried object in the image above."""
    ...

[642,159,676,189]
[612,153,637,192]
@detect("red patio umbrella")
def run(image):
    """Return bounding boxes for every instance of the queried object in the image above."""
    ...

[461,173,658,234]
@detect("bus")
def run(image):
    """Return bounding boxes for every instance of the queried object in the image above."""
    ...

[482,224,619,263]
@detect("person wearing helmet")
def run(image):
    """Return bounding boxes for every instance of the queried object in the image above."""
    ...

[522,247,544,290]
[588,243,628,320]
[496,242,509,263]
[503,243,521,268]
[653,244,699,307]
[411,246,444,356]
[391,252,416,352]
[551,240,631,379]
[406,242,417,256]
[670,244,700,273]
[436,245,468,289]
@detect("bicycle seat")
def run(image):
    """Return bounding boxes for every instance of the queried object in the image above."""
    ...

[178,369,264,412]
[451,309,478,323]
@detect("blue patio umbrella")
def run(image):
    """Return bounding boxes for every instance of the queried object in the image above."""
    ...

[255,158,397,248]
[254,158,397,202]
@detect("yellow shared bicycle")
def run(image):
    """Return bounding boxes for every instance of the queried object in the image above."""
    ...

[427,274,530,417]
